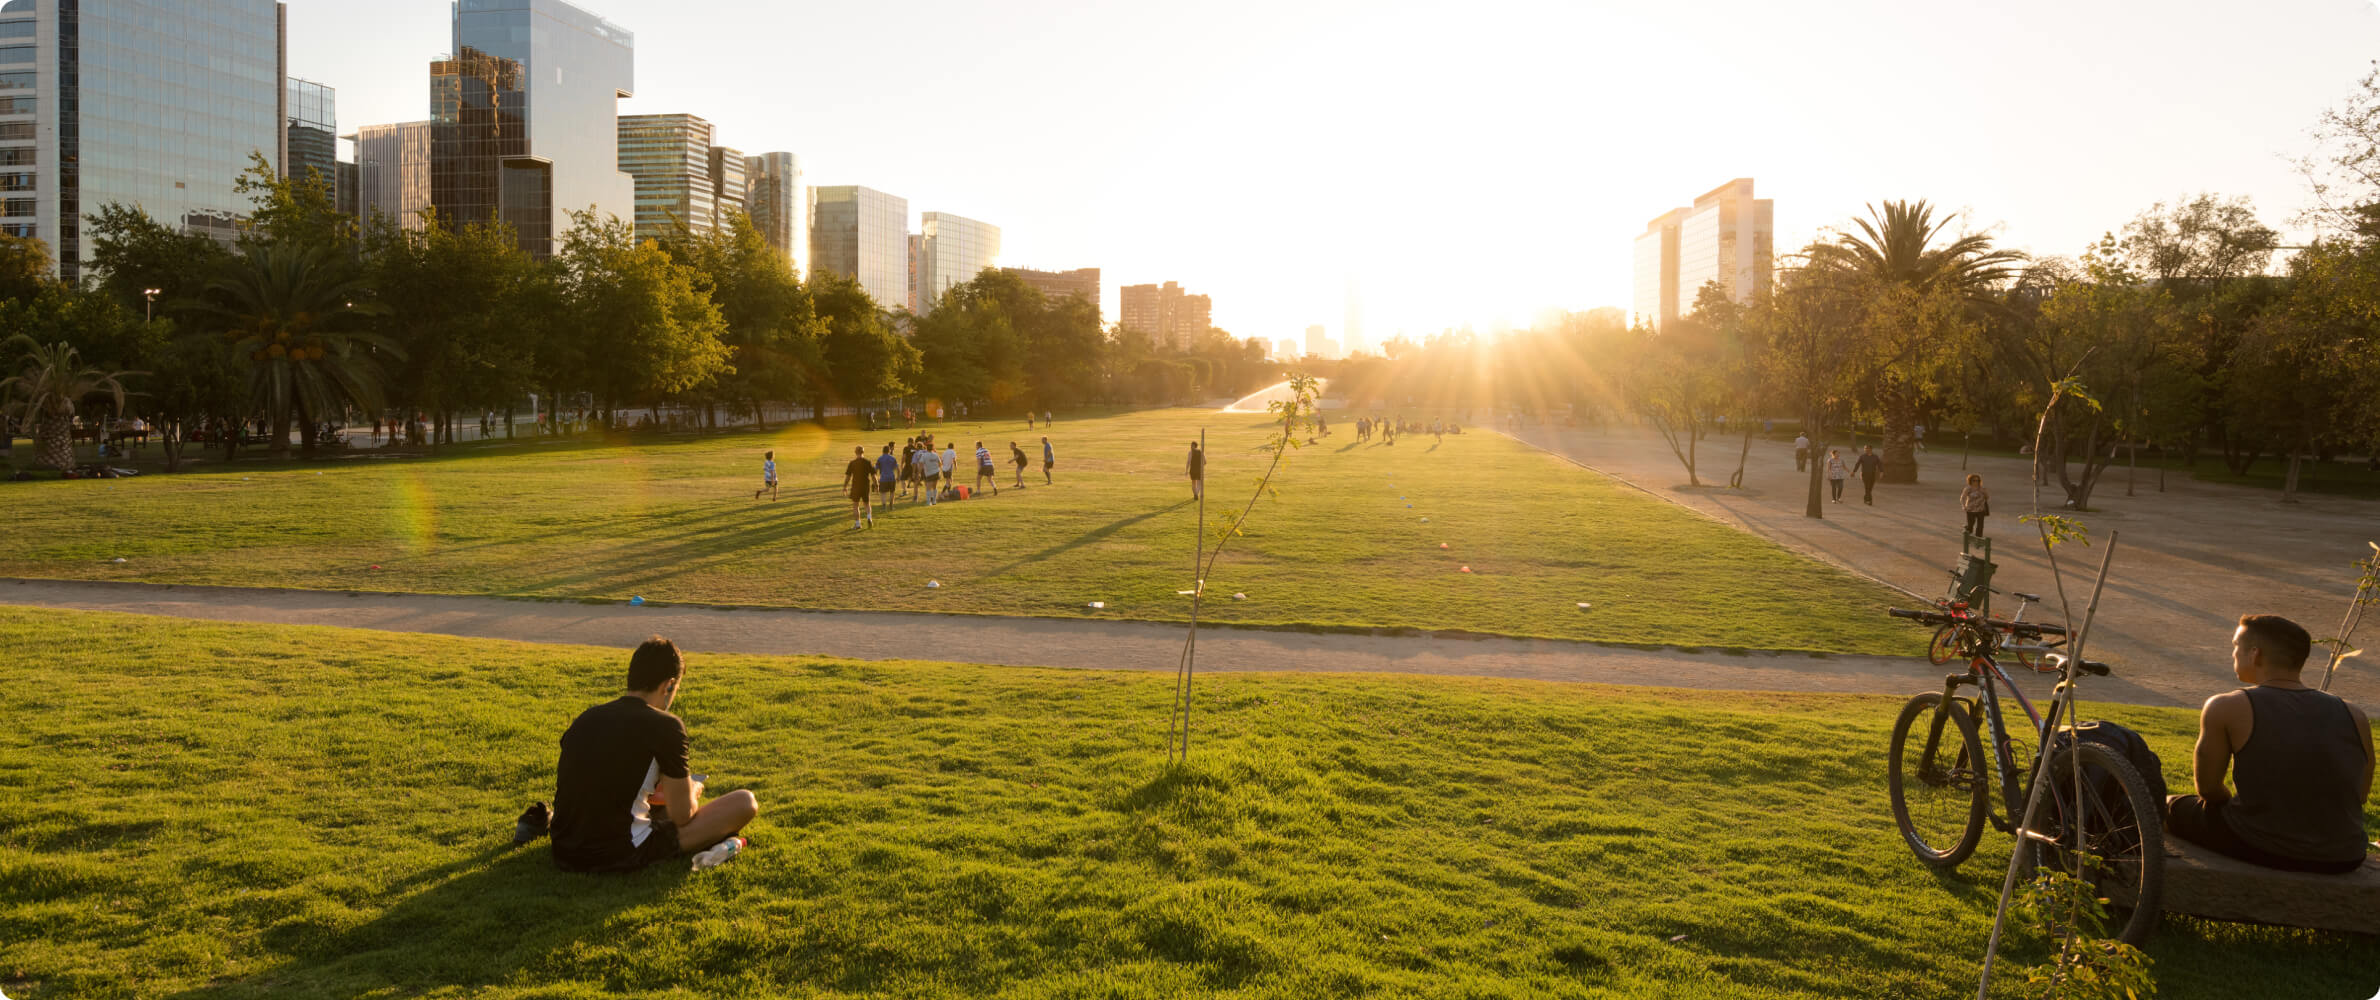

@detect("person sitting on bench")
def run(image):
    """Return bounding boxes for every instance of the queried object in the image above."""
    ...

[551,636,759,872]
[2164,615,2373,874]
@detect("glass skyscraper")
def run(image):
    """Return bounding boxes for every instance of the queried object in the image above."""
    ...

[707,144,743,228]
[616,112,712,242]
[1633,178,1772,329]
[429,0,633,259]
[4,0,285,281]
[742,151,801,272]
[353,120,433,230]
[914,211,1000,312]
[284,77,336,192]
[809,184,907,310]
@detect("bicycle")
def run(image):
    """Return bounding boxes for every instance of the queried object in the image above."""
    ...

[1924,578,2065,673]
[1885,606,2165,945]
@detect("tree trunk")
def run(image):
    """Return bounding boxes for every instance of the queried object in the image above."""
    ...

[2283,449,2303,503]
[270,400,293,459]
[297,398,319,460]
[1879,381,1918,483]
[1729,426,1753,489]
[38,416,72,471]
[1804,409,1826,519]
[161,421,183,473]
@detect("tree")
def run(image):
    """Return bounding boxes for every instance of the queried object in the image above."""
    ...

[0,337,134,472]
[553,211,731,423]
[365,212,545,447]
[663,213,825,429]
[1806,200,2023,483]
[0,232,56,306]
[812,270,918,415]
[1758,263,1868,518]
[199,241,395,458]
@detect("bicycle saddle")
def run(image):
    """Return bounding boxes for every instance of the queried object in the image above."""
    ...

[2013,592,2042,602]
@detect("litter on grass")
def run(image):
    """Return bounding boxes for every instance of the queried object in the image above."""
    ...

[926,580,942,589]
[110,557,127,564]
[1439,542,1449,550]
[1577,602,1592,610]
[1232,592,1247,600]
[1088,601,1105,609]
[629,596,645,607]
[1460,566,1472,573]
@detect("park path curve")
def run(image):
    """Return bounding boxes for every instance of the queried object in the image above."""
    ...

[0,577,2182,707]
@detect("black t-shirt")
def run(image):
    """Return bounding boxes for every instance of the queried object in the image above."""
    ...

[844,456,874,492]
[552,696,690,872]
[1188,449,1204,479]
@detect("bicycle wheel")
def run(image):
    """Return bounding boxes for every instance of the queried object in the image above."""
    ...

[1927,625,1959,665]
[2025,741,2165,947]
[1887,692,1990,868]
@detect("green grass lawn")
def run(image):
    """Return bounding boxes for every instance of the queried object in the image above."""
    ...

[0,408,1912,655]
[3,609,2372,999]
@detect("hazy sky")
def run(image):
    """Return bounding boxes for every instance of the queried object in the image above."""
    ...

[289,0,2380,350]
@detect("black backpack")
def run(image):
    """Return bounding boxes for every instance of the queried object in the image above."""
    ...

[2050,720,2169,805]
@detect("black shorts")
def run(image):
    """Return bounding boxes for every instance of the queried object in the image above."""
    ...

[848,485,871,503]
[628,818,681,870]
[2165,795,2366,874]
[978,464,995,477]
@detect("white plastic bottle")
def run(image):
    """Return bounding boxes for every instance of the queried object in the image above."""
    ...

[689,836,745,871]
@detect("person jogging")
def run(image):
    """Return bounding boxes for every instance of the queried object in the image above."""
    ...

[843,446,875,529]
[754,451,777,501]
[875,443,900,514]
[1041,436,1054,484]
[1186,441,1205,499]
[1009,441,1028,487]
[913,442,942,505]
[973,441,1000,496]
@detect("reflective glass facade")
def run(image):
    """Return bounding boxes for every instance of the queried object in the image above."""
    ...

[916,211,999,312]
[742,150,800,272]
[284,76,336,191]
[17,0,284,280]
[1632,180,1771,326]
[430,0,632,259]
[354,120,433,230]
[615,112,708,242]
[707,143,742,228]
[809,184,907,310]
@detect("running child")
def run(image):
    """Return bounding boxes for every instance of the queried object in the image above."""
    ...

[754,451,777,500]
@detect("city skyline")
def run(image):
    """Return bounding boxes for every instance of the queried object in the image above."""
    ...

[276,0,2380,342]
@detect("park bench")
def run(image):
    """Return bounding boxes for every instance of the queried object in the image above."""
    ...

[2111,833,2380,936]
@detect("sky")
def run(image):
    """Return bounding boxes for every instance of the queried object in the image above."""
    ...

[288,0,2380,353]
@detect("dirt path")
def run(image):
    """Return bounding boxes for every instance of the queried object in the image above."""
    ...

[1502,424,2380,708]
[0,577,2185,706]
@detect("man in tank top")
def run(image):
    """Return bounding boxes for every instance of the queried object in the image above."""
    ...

[2164,614,2374,874]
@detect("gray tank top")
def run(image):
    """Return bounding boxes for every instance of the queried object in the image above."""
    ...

[2225,686,2370,863]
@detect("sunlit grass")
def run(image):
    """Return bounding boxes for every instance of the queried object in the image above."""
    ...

[0,408,1912,654]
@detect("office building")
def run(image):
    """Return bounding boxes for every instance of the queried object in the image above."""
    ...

[335,160,358,218]
[352,121,434,230]
[2,0,285,280]
[1120,281,1212,351]
[1632,178,1772,329]
[1001,266,1099,313]
[430,0,634,259]
[914,211,1000,311]
[707,144,744,228]
[743,151,802,271]
[285,78,337,190]
[809,184,908,309]
[616,113,715,241]
[1304,324,1342,360]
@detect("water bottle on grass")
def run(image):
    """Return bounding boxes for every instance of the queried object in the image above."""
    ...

[690,836,745,871]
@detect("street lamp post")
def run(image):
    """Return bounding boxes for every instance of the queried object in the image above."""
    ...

[141,288,160,323]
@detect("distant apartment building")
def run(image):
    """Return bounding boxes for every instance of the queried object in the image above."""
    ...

[913,211,1000,311]
[285,78,338,190]
[810,184,909,309]
[707,145,745,227]
[2,0,285,280]
[352,121,434,230]
[743,151,803,271]
[430,0,636,259]
[1001,267,1100,313]
[1303,324,1342,360]
[617,114,716,241]
[1632,178,1772,330]
[1119,281,1212,351]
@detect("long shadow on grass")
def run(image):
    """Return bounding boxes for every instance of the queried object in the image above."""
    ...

[167,844,684,1000]
[978,501,1194,581]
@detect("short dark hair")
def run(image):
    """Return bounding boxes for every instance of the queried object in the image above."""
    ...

[627,636,684,692]
[2238,614,2312,671]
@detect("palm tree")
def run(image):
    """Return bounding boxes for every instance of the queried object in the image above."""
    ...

[199,242,396,458]
[0,337,136,472]
[1806,200,2023,482]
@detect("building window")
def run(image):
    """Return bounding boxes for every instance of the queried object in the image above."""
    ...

[0,172,28,191]
[0,147,28,165]
[2,198,32,217]
[0,122,29,140]
[0,21,29,39]
[0,96,29,115]
[0,45,28,64]
[0,72,25,89]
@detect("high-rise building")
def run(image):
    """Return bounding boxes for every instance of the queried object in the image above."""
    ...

[352,121,435,230]
[1119,281,1212,351]
[5,0,286,280]
[742,151,802,271]
[430,0,634,260]
[707,144,744,229]
[1000,267,1099,314]
[809,184,908,309]
[616,113,714,242]
[336,160,358,218]
[914,211,1000,311]
[1633,178,1772,329]
[285,78,337,190]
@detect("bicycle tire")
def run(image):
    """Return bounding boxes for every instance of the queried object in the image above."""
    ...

[2024,741,2166,947]
[1887,692,1989,869]
[1927,625,1959,665]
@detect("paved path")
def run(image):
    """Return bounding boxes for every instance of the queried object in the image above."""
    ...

[1503,424,2380,708]
[0,578,2184,706]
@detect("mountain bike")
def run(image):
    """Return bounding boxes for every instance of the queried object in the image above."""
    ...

[1924,577,2064,673]
[1885,606,2164,945]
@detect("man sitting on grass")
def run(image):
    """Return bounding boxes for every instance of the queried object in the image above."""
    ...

[2164,615,2373,874]
[552,637,758,872]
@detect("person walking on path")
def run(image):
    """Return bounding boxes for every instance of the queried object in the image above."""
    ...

[1009,441,1029,487]
[1041,436,1054,484]
[1824,448,1848,503]
[1854,445,1883,505]
[844,446,876,529]
[1960,474,1990,537]
[913,442,941,505]
[1793,432,1810,471]
[973,441,1000,496]
[1187,441,1205,499]
[875,444,900,514]
[754,451,777,501]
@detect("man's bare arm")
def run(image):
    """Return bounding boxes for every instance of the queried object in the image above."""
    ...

[657,774,703,826]
[2349,702,2374,805]
[2194,692,2243,805]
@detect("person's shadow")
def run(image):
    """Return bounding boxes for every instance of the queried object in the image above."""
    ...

[167,842,685,998]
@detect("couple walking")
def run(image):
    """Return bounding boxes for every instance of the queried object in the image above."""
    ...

[1820,446,1884,504]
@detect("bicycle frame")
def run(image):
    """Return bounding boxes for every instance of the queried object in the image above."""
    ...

[1924,639,2066,831]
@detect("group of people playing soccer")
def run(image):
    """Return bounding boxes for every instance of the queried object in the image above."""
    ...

[750,430,1055,530]
[1353,415,1460,445]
